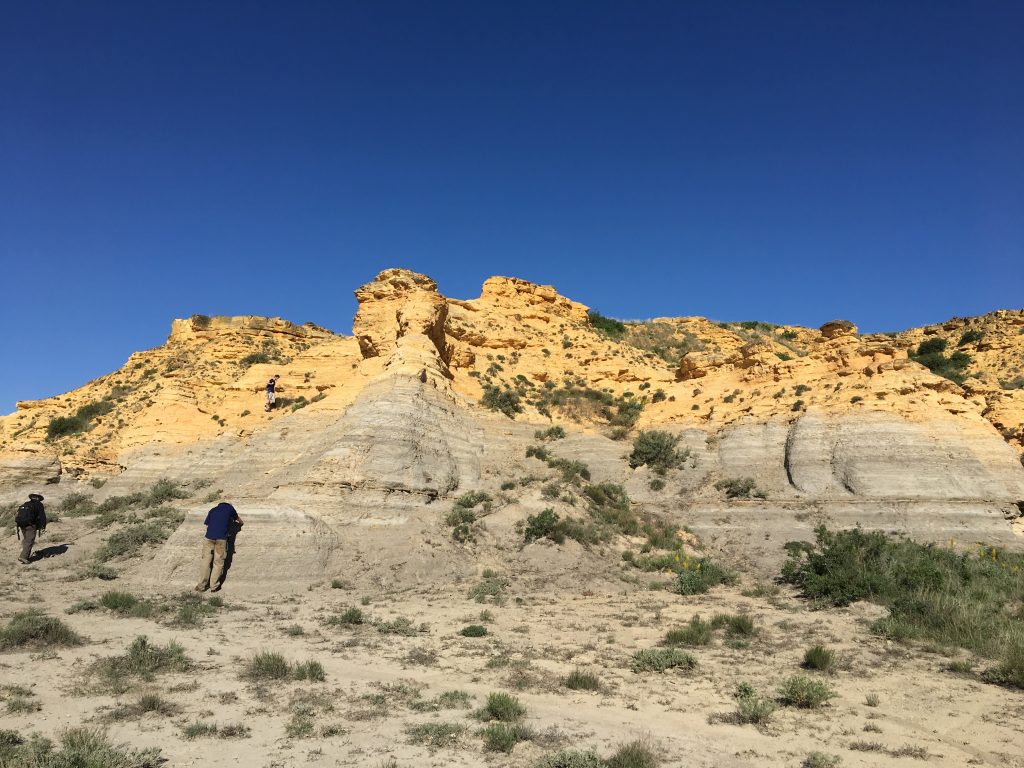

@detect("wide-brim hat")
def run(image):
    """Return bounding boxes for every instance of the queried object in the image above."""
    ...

[28,493,44,501]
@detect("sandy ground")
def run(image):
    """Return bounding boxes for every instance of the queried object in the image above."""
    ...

[1,517,1023,768]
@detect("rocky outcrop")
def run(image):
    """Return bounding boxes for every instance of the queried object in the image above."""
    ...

[819,319,858,339]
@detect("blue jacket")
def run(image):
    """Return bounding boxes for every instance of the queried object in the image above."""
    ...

[203,502,240,540]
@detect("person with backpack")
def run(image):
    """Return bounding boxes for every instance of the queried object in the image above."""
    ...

[195,501,243,592]
[265,374,280,411]
[15,493,47,564]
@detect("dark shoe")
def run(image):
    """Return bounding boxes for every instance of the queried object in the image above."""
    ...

[18,558,29,565]
[195,583,209,592]
[210,584,222,593]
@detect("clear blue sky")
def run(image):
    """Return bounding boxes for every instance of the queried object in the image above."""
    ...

[1,1,1022,413]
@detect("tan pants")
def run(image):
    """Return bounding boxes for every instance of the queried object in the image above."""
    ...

[18,526,36,562]
[196,538,227,589]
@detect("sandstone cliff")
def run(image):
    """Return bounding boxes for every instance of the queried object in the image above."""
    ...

[1,269,1022,588]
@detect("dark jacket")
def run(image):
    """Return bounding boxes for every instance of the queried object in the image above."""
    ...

[18,499,46,530]
[203,502,240,540]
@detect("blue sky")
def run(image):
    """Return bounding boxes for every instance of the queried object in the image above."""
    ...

[1,1,1022,413]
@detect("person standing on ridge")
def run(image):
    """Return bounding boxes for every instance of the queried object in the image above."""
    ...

[196,501,242,592]
[15,493,46,564]
[265,374,280,411]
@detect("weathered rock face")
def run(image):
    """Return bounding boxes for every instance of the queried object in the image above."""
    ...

[1,268,1022,591]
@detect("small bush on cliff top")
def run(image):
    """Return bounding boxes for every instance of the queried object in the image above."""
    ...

[588,309,626,338]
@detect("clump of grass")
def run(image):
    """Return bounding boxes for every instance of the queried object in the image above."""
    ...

[469,570,508,604]
[404,721,467,748]
[803,645,836,672]
[285,624,304,636]
[0,611,83,650]
[732,682,776,725]
[782,526,1024,688]
[481,722,533,753]
[325,607,365,626]
[0,727,161,765]
[106,693,180,721]
[99,591,160,619]
[460,624,487,637]
[801,753,841,768]
[293,660,326,681]
[535,751,605,768]
[631,648,697,673]
[183,721,250,739]
[675,558,738,595]
[476,691,526,722]
[664,615,712,646]
[864,693,880,707]
[714,477,767,499]
[94,521,175,562]
[534,426,566,441]
[605,739,660,768]
[88,636,191,694]
[777,675,836,708]
[711,613,756,636]
[374,616,419,636]
[564,669,601,691]
[243,651,292,680]
[446,491,493,542]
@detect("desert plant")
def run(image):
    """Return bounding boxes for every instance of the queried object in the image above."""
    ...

[777,675,836,708]
[243,651,292,680]
[460,624,488,637]
[605,739,660,768]
[714,477,766,499]
[534,751,605,768]
[481,385,523,418]
[675,557,738,595]
[631,648,697,673]
[664,615,712,647]
[564,669,601,691]
[476,691,526,722]
[628,430,684,474]
[481,721,533,753]
[404,721,467,748]
[801,753,841,768]
[0,727,161,765]
[524,508,566,544]
[732,681,776,725]
[588,309,626,337]
[0,611,83,650]
[803,645,836,672]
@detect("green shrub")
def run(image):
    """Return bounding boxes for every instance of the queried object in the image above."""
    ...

[524,508,565,544]
[143,478,189,507]
[460,624,487,637]
[648,478,665,491]
[94,521,174,562]
[910,338,972,383]
[0,727,161,765]
[605,740,660,768]
[715,477,766,499]
[801,752,841,768]
[564,669,601,691]
[374,616,419,636]
[711,613,755,636]
[404,721,466,748]
[631,648,696,673]
[240,352,271,366]
[59,492,97,516]
[534,426,566,441]
[782,526,1024,686]
[326,607,365,626]
[46,414,89,440]
[588,310,626,337]
[0,611,83,650]
[293,660,325,681]
[958,329,983,346]
[733,681,776,725]
[664,615,712,647]
[628,430,684,474]
[99,591,159,618]
[481,386,523,418]
[90,636,190,692]
[675,558,737,595]
[476,692,526,722]
[777,675,836,708]
[481,722,532,752]
[243,652,292,680]
[534,751,605,768]
[803,645,836,672]
[469,571,508,604]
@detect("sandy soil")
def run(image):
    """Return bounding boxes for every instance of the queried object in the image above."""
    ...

[1,518,1023,768]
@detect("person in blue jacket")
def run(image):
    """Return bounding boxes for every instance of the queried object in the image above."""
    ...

[195,501,243,592]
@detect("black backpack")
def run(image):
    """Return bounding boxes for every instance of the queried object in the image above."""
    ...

[15,502,37,528]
